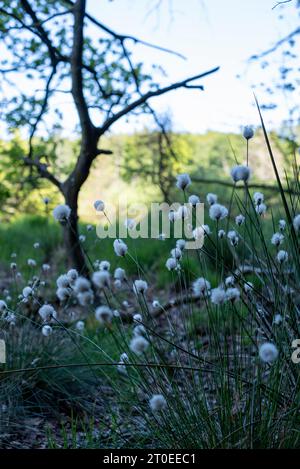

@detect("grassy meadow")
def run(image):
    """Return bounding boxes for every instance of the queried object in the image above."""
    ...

[0,127,300,449]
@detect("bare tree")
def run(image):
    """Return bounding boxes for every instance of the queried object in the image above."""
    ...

[0,0,218,275]
[249,0,300,133]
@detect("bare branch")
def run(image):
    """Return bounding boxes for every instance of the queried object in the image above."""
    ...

[272,0,292,10]
[28,68,56,157]
[250,27,300,60]
[63,0,187,60]
[98,67,220,134]
[95,149,113,156]
[38,9,73,26]
[23,156,61,189]
[19,0,59,67]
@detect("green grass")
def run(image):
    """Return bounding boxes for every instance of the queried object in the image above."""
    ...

[1,143,300,449]
[0,215,177,280]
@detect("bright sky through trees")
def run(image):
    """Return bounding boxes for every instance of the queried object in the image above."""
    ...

[1,0,298,136]
[86,0,299,133]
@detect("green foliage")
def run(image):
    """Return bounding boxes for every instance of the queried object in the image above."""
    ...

[0,128,294,221]
[0,0,159,142]
[0,133,80,218]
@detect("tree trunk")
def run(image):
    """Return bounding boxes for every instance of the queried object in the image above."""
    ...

[62,185,90,276]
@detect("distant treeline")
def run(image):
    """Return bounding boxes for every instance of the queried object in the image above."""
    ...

[0,129,297,219]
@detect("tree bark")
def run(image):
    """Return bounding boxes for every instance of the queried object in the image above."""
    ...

[61,132,100,276]
[62,0,95,277]
[61,183,89,276]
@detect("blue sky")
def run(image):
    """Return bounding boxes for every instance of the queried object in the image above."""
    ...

[1,0,298,137]
[84,0,299,133]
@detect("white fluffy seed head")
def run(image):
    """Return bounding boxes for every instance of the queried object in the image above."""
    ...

[231,165,251,183]
[42,325,53,337]
[253,192,264,205]
[56,287,70,302]
[192,226,203,242]
[226,287,240,303]
[77,290,94,306]
[27,259,36,267]
[271,233,284,247]
[39,304,57,322]
[206,193,218,206]
[244,281,253,293]
[176,239,186,251]
[133,324,146,337]
[33,242,40,249]
[67,269,78,284]
[218,229,226,239]
[73,277,91,294]
[56,274,69,288]
[92,270,110,289]
[114,267,126,281]
[130,336,149,355]
[149,394,167,412]
[211,287,227,305]
[209,203,228,221]
[75,320,85,331]
[117,363,127,375]
[94,200,105,212]
[133,279,148,295]
[259,342,278,363]
[235,214,245,226]
[278,219,286,231]
[6,313,15,325]
[168,210,176,223]
[166,257,179,271]
[188,194,200,206]
[256,203,267,216]
[133,313,142,322]
[53,204,71,222]
[117,350,127,368]
[0,300,7,312]
[202,224,211,236]
[42,263,50,272]
[120,352,129,362]
[113,239,128,257]
[176,173,191,190]
[274,314,282,325]
[171,248,182,260]
[227,230,239,246]
[277,250,288,263]
[293,214,300,232]
[99,260,110,271]
[192,277,211,297]
[22,286,33,298]
[95,305,113,324]
[225,276,235,287]
[175,205,189,220]
[243,126,254,140]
